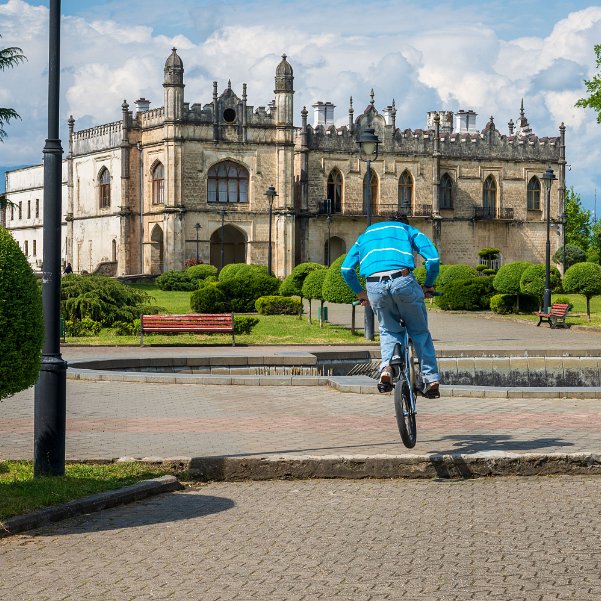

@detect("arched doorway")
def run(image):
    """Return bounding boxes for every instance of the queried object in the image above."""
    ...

[324,236,346,265]
[210,224,246,269]
[150,224,164,274]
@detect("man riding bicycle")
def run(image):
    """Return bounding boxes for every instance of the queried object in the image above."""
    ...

[341,212,441,398]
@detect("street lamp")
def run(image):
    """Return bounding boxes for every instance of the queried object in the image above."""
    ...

[265,186,278,275]
[357,127,380,340]
[218,209,226,271]
[542,167,557,312]
[194,222,201,262]
[34,0,66,477]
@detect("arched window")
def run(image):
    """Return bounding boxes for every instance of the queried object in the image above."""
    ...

[527,176,541,210]
[398,170,413,213]
[439,173,453,209]
[152,162,165,205]
[207,161,249,203]
[327,169,343,213]
[99,168,111,209]
[483,175,497,216]
[363,170,378,216]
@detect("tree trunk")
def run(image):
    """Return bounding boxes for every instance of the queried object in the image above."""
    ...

[308,299,312,324]
[319,300,324,328]
[587,296,591,321]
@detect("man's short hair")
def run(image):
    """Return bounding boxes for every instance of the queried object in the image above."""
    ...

[391,212,409,224]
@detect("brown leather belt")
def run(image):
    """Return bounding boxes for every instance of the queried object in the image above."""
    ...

[366,268,411,282]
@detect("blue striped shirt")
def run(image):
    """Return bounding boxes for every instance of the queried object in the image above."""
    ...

[341,221,440,294]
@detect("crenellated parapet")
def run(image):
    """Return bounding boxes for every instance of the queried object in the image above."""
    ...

[73,121,124,154]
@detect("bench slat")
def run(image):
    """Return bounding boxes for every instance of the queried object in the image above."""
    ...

[140,313,235,346]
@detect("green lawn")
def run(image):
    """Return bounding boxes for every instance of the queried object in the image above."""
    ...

[0,462,172,521]
[505,294,601,328]
[128,281,193,314]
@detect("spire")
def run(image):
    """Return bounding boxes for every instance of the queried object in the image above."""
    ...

[370,89,375,106]
[517,98,532,135]
[275,54,293,93]
[164,48,184,85]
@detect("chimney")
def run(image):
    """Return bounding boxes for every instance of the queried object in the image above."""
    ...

[324,102,335,126]
[312,101,326,127]
[455,109,478,133]
[427,111,453,132]
[134,98,151,115]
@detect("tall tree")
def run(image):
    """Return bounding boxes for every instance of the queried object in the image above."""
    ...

[564,187,592,251]
[0,34,26,141]
[576,44,601,121]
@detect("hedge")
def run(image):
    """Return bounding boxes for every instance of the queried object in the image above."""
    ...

[155,270,196,291]
[186,264,218,282]
[520,264,562,307]
[255,296,303,315]
[435,276,495,311]
[190,285,228,313]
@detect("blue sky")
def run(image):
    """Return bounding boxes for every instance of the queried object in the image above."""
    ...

[3,0,601,217]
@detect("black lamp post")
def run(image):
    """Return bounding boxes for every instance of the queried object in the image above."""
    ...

[219,209,226,271]
[265,186,277,275]
[34,0,66,477]
[326,210,332,267]
[194,222,201,262]
[357,127,380,341]
[542,167,557,312]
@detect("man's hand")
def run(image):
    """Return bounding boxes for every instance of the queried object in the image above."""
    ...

[357,291,370,307]
[423,286,436,299]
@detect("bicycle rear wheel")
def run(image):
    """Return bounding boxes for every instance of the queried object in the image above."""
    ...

[394,380,416,448]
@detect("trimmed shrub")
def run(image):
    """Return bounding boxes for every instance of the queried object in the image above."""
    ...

[197,275,218,288]
[279,262,324,297]
[553,244,586,269]
[234,315,260,335]
[552,296,574,311]
[435,276,495,311]
[190,285,228,313]
[186,264,218,282]
[61,274,156,326]
[218,270,280,312]
[563,262,601,320]
[65,317,102,337]
[520,264,562,307]
[323,254,365,304]
[155,270,196,291]
[255,295,303,315]
[490,293,516,314]
[482,268,496,275]
[0,228,44,399]
[478,247,500,260]
[218,263,268,281]
[476,264,487,272]
[413,266,426,285]
[438,264,478,288]
[493,261,531,295]
[302,268,328,324]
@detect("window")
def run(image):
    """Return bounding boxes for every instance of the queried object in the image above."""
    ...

[398,171,413,213]
[439,173,453,209]
[18,201,22,220]
[482,175,497,216]
[362,170,379,216]
[99,168,111,209]
[24,240,29,256]
[326,169,343,213]
[207,161,249,203]
[35,199,39,218]
[27,200,31,219]
[33,240,37,256]
[527,176,541,210]
[10,205,14,220]
[152,162,165,205]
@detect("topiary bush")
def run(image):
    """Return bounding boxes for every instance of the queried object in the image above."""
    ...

[155,270,196,291]
[437,264,479,288]
[186,264,218,283]
[302,267,327,324]
[552,296,574,311]
[553,244,587,270]
[64,317,102,337]
[190,285,228,313]
[279,262,324,297]
[478,247,500,261]
[255,295,303,315]
[218,269,280,312]
[234,315,260,335]
[323,254,365,304]
[0,227,44,400]
[563,262,601,320]
[218,263,269,281]
[490,293,517,314]
[520,264,562,309]
[435,276,495,311]
[493,262,531,295]
[61,274,158,326]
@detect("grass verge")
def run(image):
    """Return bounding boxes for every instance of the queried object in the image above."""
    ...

[0,461,172,521]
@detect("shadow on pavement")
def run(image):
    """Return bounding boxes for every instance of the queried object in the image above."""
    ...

[32,492,235,537]
[427,434,574,455]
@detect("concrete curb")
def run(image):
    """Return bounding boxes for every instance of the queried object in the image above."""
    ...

[0,475,183,538]
[184,452,601,480]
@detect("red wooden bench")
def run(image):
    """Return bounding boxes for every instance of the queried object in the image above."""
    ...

[140,313,235,346]
[535,303,570,329]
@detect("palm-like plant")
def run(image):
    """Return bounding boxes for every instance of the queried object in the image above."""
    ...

[0,34,26,141]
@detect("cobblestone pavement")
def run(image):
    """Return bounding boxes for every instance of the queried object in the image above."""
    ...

[3,380,600,459]
[2,476,601,600]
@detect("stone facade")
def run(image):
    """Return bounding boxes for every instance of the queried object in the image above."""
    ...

[3,51,565,277]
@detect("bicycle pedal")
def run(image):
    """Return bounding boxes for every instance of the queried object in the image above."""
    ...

[377,382,394,393]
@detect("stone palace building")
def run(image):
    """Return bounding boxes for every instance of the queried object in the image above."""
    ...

[3,49,566,277]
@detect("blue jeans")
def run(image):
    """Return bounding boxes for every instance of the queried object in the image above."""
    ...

[366,274,439,384]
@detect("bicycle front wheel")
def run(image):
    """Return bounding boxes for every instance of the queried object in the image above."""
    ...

[394,380,416,448]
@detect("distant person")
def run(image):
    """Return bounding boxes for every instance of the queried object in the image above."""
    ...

[341,212,441,398]
[63,262,73,274]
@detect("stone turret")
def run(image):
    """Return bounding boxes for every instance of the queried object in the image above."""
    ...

[274,54,294,127]
[163,48,184,121]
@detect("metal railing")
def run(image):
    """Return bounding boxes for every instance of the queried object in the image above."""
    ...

[316,201,433,218]
[474,207,514,220]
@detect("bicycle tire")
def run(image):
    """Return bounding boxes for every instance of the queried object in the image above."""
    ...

[394,380,416,448]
